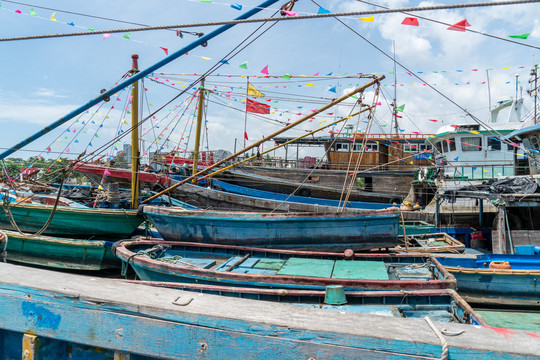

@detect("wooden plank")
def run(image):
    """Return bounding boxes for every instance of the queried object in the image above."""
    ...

[332,260,389,280]
[253,258,286,270]
[0,263,538,359]
[277,258,335,278]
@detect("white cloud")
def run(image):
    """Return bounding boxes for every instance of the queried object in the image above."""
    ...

[32,88,68,98]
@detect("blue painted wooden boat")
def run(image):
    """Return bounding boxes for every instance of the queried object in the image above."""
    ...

[209,178,390,210]
[437,253,540,307]
[113,240,456,291]
[2,262,538,359]
[124,281,487,326]
[143,206,400,251]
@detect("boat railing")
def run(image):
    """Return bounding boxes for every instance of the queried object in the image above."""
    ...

[330,133,431,141]
[440,162,529,180]
[234,156,421,171]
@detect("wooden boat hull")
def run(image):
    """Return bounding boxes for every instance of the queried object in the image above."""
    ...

[211,178,390,210]
[143,207,400,251]
[394,233,465,254]
[0,230,118,270]
[0,202,143,239]
[219,169,403,203]
[113,240,456,291]
[437,254,540,307]
[124,281,487,326]
[1,262,537,359]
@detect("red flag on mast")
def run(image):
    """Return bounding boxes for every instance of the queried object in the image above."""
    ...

[246,99,270,114]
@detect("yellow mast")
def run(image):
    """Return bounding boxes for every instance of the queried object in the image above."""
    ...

[192,77,205,183]
[130,54,140,208]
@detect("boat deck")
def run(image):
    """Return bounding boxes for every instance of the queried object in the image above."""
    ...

[155,249,436,281]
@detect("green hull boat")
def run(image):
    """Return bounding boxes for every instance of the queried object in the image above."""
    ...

[0,202,143,239]
[0,230,119,270]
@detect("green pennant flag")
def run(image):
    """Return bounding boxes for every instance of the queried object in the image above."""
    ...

[283,74,291,80]
[239,61,248,69]
[508,33,530,39]
[30,8,37,16]
[123,33,131,39]
[395,104,405,112]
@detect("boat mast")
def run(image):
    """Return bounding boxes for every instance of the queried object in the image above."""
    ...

[391,42,399,137]
[192,77,205,183]
[243,76,249,149]
[529,63,538,124]
[130,54,140,209]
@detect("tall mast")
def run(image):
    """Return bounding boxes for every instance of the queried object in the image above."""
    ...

[192,77,205,183]
[130,54,140,209]
[392,41,399,137]
[529,63,538,124]
[243,76,249,149]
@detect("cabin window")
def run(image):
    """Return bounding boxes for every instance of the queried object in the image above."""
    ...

[529,135,540,150]
[418,144,431,152]
[366,144,378,152]
[461,137,482,151]
[487,137,501,151]
[403,144,418,153]
[447,138,456,151]
[434,141,443,154]
[336,143,349,152]
[507,143,515,151]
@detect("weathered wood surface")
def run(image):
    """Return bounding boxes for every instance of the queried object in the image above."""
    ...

[0,263,538,359]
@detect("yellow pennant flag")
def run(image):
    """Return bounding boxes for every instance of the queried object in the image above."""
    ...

[305,83,314,87]
[50,12,57,21]
[358,15,374,22]
[247,82,264,97]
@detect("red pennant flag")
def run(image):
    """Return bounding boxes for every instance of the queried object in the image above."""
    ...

[246,99,270,114]
[401,17,419,26]
[447,19,471,32]
[429,119,438,122]
[244,132,249,140]
[160,47,169,55]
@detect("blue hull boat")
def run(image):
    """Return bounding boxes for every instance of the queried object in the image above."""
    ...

[143,206,400,251]
[210,178,390,210]
[113,240,456,291]
[437,254,540,307]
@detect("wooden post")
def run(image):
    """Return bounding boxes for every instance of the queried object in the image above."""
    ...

[494,205,507,254]
[130,54,140,209]
[192,78,205,183]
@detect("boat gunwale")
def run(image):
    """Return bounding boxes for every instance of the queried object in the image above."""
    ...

[114,240,456,289]
[143,206,398,219]
[444,266,540,276]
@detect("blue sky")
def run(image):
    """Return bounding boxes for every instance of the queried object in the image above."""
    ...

[0,0,539,162]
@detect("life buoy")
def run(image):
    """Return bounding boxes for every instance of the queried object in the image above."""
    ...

[489,261,511,270]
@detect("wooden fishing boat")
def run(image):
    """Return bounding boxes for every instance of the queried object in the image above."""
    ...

[2,262,538,359]
[124,280,487,325]
[0,201,143,239]
[437,253,540,307]
[218,169,402,204]
[143,206,399,251]
[0,230,118,270]
[113,240,456,291]
[210,178,390,210]
[74,162,369,212]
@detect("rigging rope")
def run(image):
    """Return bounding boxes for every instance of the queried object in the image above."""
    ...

[1,0,538,46]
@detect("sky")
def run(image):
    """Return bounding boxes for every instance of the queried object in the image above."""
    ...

[0,0,539,163]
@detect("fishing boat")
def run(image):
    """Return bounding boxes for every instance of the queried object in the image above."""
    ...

[113,240,456,291]
[0,200,143,239]
[74,162,387,212]
[0,230,118,270]
[2,262,537,359]
[210,178,390,209]
[437,253,540,307]
[123,280,487,325]
[143,206,400,251]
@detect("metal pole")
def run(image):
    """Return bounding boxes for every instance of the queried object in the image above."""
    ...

[0,0,282,161]
[243,76,249,149]
[141,76,385,204]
